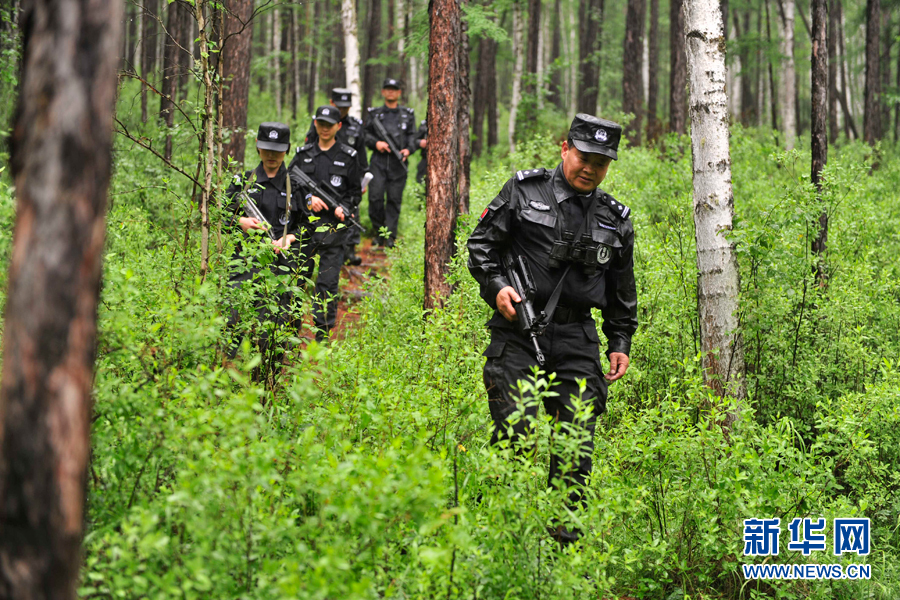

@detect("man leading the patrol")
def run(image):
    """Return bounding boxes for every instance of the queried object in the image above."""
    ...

[365,78,416,247]
[303,88,369,266]
[466,114,638,544]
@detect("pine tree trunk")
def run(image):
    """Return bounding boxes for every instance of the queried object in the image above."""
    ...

[363,0,382,111]
[864,0,882,143]
[828,0,839,143]
[307,0,318,115]
[780,0,796,149]
[271,9,282,118]
[140,0,158,123]
[458,1,471,216]
[197,0,215,280]
[548,0,563,109]
[737,11,756,125]
[764,0,778,131]
[160,0,181,161]
[647,0,660,141]
[342,0,363,118]
[424,0,460,310]
[221,0,253,167]
[525,0,540,93]
[880,8,891,132]
[486,35,498,148]
[397,0,407,85]
[471,35,488,157]
[577,0,603,113]
[0,0,121,594]
[811,0,828,284]
[508,0,524,151]
[669,0,687,133]
[623,0,646,145]
[684,0,746,411]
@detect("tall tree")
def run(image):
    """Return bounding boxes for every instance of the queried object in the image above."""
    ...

[684,0,746,411]
[458,0,471,216]
[140,0,159,123]
[508,0,524,150]
[623,0,646,145]
[828,0,839,142]
[735,11,757,125]
[647,0,660,141]
[424,0,461,310]
[0,0,121,594]
[779,0,797,149]
[341,0,363,118]
[880,8,891,132]
[864,0,882,143]
[271,9,282,118]
[363,0,382,111]
[577,0,603,113]
[472,34,490,157]
[811,0,828,284]
[669,0,687,134]
[764,0,778,130]
[525,0,540,91]
[547,0,563,109]
[486,34,498,148]
[221,0,253,166]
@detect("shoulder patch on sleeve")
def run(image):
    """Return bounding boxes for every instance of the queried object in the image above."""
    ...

[405,106,414,113]
[515,168,547,181]
[299,142,314,152]
[340,143,358,157]
[602,192,631,220]
[350,116,363,125]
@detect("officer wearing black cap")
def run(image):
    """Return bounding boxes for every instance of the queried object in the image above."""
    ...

[365,77,417,247]
[466,113,637,544]
[302,87,369,266]
[224,122,303,357]
[289,106,363,341]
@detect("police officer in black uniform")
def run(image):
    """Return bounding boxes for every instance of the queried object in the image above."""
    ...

[289,106,363,341]
[413,118,428,184]
[302,87,369,266]
[466,114,638,544]
[224,122,303,356]
[365,77,416,247]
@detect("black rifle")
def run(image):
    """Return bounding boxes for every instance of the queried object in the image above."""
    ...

[501,253,547,365]
[241,189,278,242]
[371,115,409,172]
[290,166,364,231]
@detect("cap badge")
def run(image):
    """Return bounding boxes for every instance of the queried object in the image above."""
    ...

[595,129,608,142]
[268,130,279,140]
[323,108,330,115]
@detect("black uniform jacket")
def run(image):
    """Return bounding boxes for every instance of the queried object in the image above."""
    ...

[225,162,303,249]
[466,164,638,356]
[365,105,416,166]
[288,141,362,241]
[304,114,369,173]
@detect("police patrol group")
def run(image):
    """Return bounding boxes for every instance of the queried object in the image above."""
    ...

[227,77,637,544]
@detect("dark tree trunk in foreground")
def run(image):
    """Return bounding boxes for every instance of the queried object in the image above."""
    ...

[864,0,882,144]
[811,0,828,284]
[623,0,646,145]
[669,0,687,134]
[577,0,603,113]
[0,0,121,595]
[424,0,460,310]
[647,0,660,141]
[221,0,254,167]
[828,0,838,143]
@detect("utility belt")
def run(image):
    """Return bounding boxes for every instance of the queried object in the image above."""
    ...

[549,305,591,324]
[548,230,613,275]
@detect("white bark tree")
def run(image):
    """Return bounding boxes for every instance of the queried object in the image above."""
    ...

[779,0,797,149]
[508,0,524,151]
[683,0,746,413]
[271,8,282,119]
[341,0,362,119]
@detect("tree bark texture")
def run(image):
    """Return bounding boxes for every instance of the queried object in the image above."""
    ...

[457,2,471,216]
[880,8,891,133]
[197,0,214,279]
[424,0,460,310]
[471,34,488,157]
[828,0,838,143]
[548,0,563,109]
[669,0,687,134]
[864,0,881,144]
[508,0,523,150]
[221,0,253,167]
[363,0,382,112]
[811,0,828,283]
[779,0,796,149]
[486,34,498,148]
[577,0,603,113]
[736,11,757,125]
[525,0,540,93]
[623,0,646,145]
[764,0,778,130]
[683,0,746,406]
[160,0,181,160]
[342,0,363,119]
[0,0,121,595]
[647,0,660,141]
[140,0,158,124]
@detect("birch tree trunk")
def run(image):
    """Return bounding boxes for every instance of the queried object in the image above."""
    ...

[828,0,839,143]
[271,9,282,119]
[864,0,882,144]
[508,0,524,151]
[341,0,363,119]
[779,0,796,149]
[684,0,746,411]
[811,0,828,284]
[0,0,121,594]
[424,0,460,310]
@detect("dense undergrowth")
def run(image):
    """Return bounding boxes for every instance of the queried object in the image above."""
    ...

[1,85,898,598]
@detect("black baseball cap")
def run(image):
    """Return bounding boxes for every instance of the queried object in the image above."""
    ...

[382,78,402,89]
[331,87,352,107]
[568,113,621,160]
[314,105,340,124]
[256,122,290,152]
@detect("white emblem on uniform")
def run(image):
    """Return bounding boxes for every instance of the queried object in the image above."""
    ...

[595,128,608,142]
[597,245,612,264]
[330,175,343,187]
[279,214,290,225]
[528,200,550,211]
[268,130,279,139]
[401,123,407,130]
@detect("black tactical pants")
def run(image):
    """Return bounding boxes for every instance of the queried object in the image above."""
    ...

[368,157,407,243]
[482,319,608,525]
[299,231,346,337]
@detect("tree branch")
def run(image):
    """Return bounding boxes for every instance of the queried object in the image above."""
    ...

[114,117,203,187]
